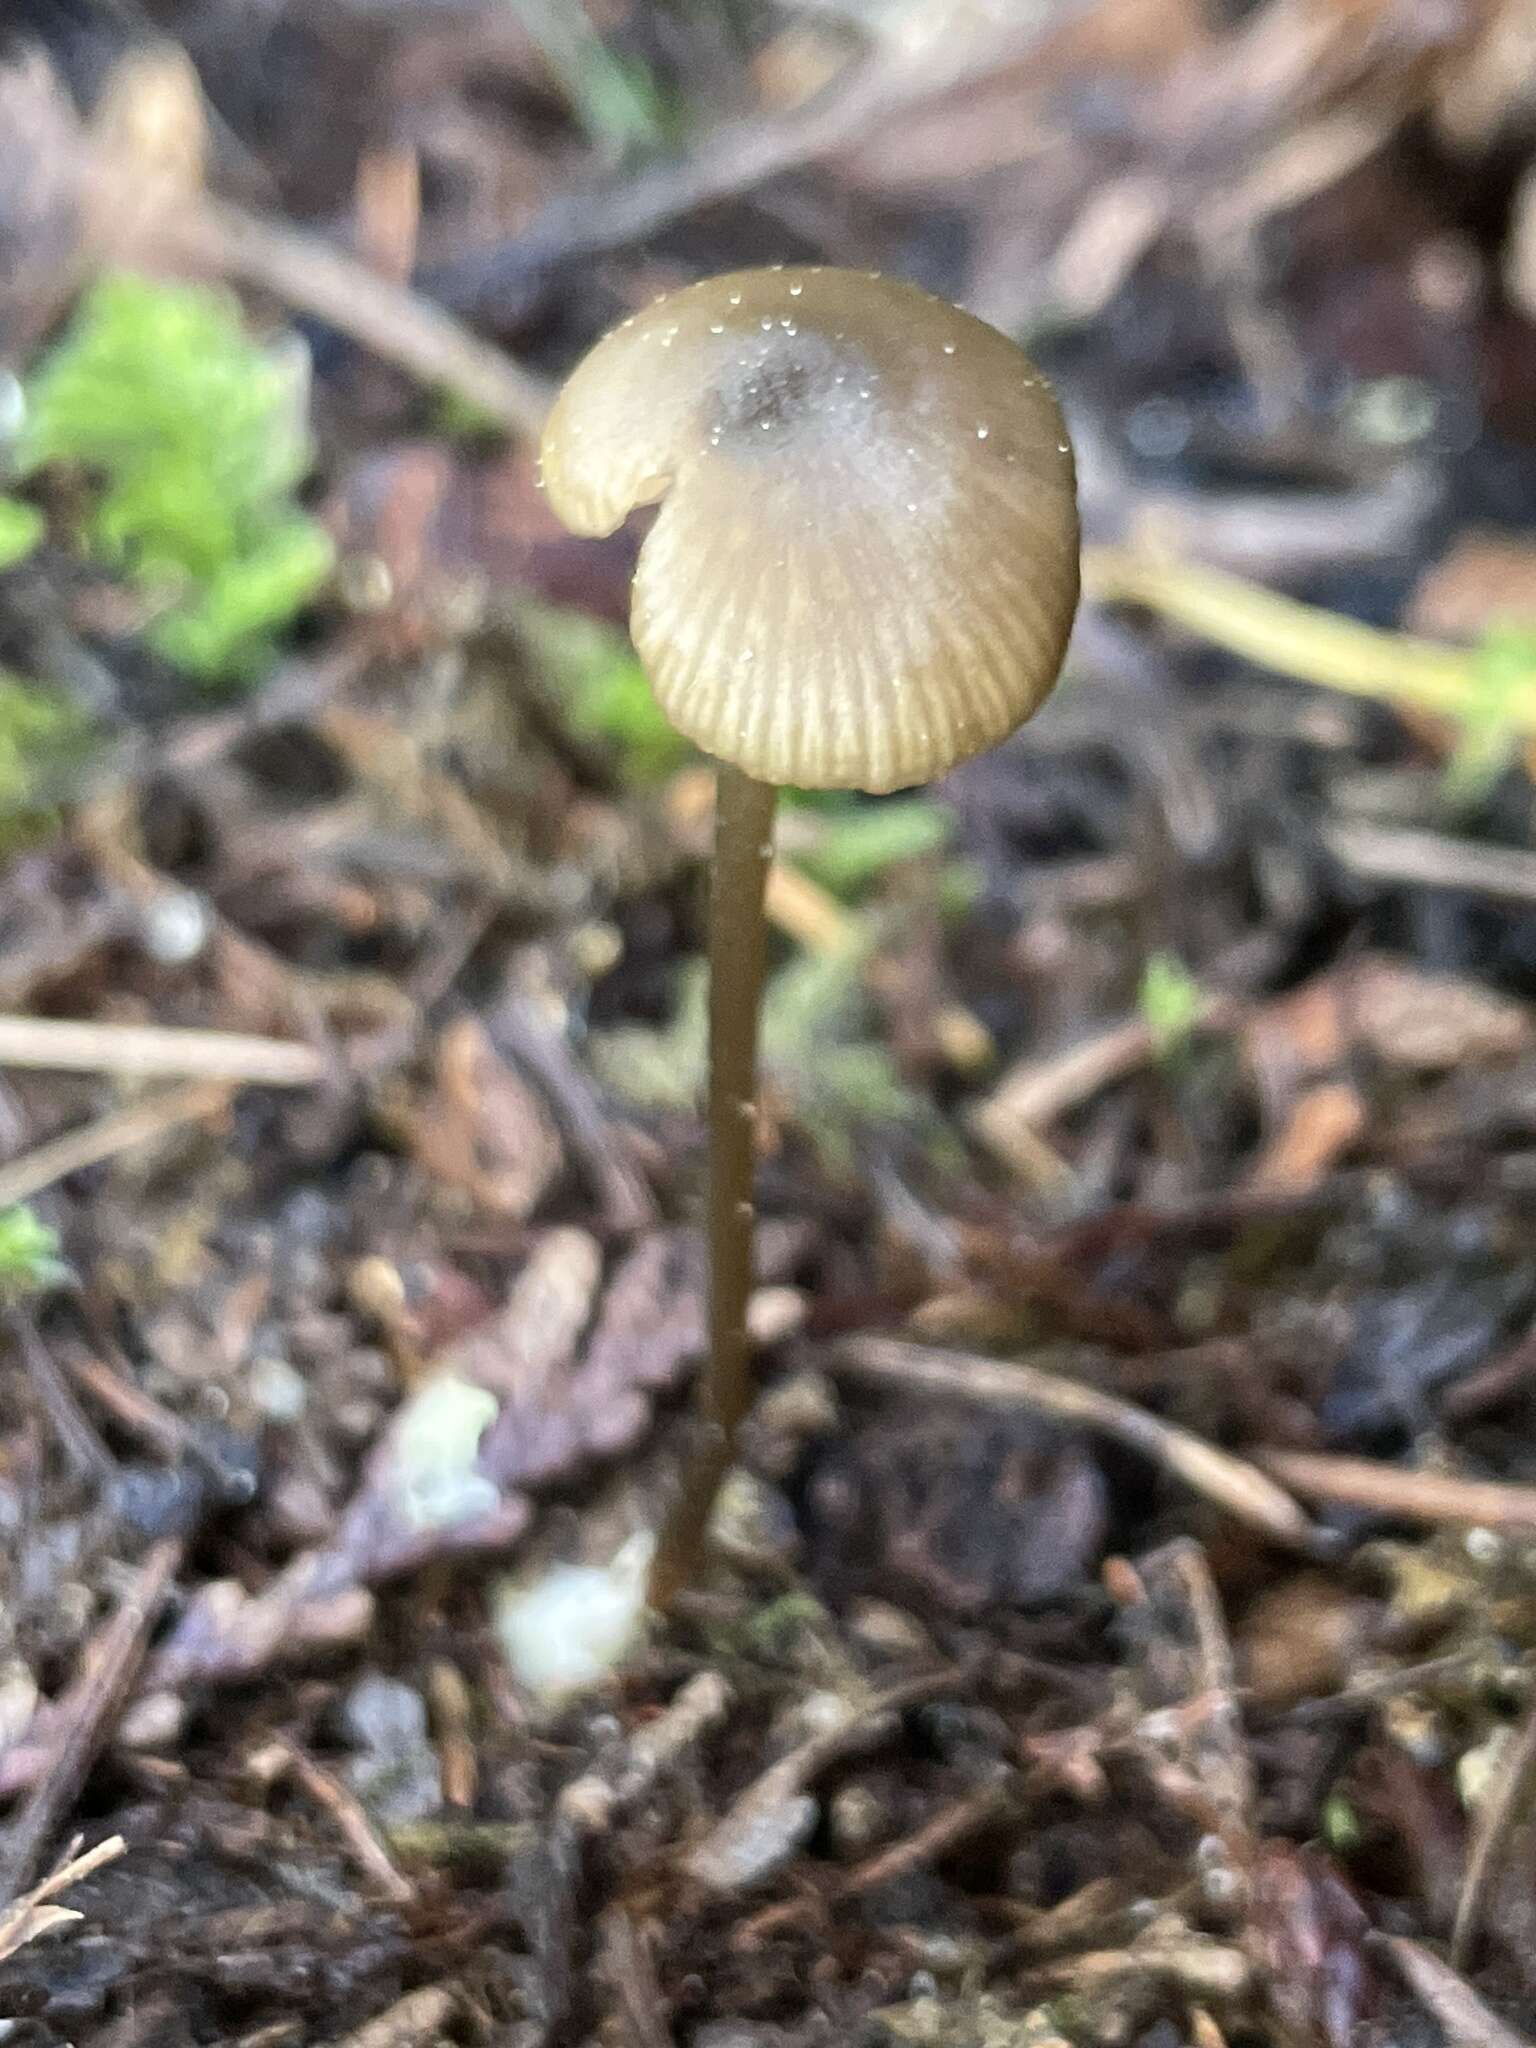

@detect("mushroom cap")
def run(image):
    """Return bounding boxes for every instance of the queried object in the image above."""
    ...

[539,266,1080,793]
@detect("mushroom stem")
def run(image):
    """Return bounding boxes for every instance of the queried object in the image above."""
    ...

[650,763,778,1607]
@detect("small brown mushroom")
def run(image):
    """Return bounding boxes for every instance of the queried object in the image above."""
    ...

[541,265,1078,792]
[540,266,1080,1603]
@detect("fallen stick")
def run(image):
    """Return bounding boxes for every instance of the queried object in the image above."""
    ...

[0,1015,325,1085]
[829,1335,1320,1552]
[0,1541,181,1905]
[0,1078,231,1209]
[1260,1448,1536,1530]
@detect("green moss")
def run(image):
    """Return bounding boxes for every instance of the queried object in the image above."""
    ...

[521,601,692,782]
[0,670,89,814]
[588,938,933,1171]
[0,1204,68,1297]
[1138,949,1202,1064]
[509,0,674,156]
[1443,620,1536,808]
[16,273,333,680]
[0,497,43,570]
[797,797,953,897]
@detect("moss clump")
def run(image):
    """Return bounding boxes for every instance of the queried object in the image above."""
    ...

[15,273,333,680]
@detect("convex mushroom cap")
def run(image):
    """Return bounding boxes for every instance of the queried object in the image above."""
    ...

[539,267,1080,794]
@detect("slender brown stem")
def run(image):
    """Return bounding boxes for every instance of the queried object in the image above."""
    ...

[649,764,777,1607]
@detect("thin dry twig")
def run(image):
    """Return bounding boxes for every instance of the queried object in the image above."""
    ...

[0,1077,232,1209]
[426,1661,478,1813]
[1377,1933,1536,2048]
[325,1985,460,2048]
[735,1771,1013,1945]
[0,1540,182,1905]
[275,1736,417,1908]
[971,998,1240,1162]
[1258,1449,1536,1530]
[1453,1692,1536,1968]
[1323,820,1536,906]
[685,1665,972,1892]
[0,1834,126,1964]
[425,9,1084,313]
[830,1336,1320,1552]
[560,1671,733,1834]
[11,1312,115,1483]
[151,198,552,439]
[0,1014,326,1085]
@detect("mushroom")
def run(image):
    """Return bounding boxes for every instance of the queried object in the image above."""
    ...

[540,265,1080,1603]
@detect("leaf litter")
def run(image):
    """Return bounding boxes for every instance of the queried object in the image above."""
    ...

[2,0,1536,2043]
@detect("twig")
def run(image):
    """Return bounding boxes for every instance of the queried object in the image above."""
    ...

[426,1661,477,1812]
[0,1835,127,1964]
[835,1770,1011,1900]
[559,1670,733,1834]
[275,1736,417,1907]
[1258,1449,1536,1530]
[62,1345,199,1463]
[0,1077,231,1209]
[0,1015,326,1085]
[424,10,1081,316]
[736,1772,1012,1944]
[328,1986,460,2048]
[1084,548,1478,721]
[1323,820,1536,907]
[685,1665,972,1891]
[0,1540,181,1905]
[971,998,1239,1152]
[493,992,655,1232]
[1286,1651,1483,1724]
[829,1336,1320,1552]
[1453,1693,1536,1968]
[1443,1332,1536,1422]
[1377,1933,1536,2048]
[148,198,552,440]
[11,1313,116,1483]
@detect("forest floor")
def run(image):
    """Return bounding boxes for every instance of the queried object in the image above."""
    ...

[4,2,1536,2043]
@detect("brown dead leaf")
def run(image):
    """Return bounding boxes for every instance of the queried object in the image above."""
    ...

[1247,1080,1367,1194]
[1236,1572,1375,1705]
[1508,163,1536,327]
[383,1016,560,1220]
[1408,529,1536,642]
[88,43,208,223]
[1349,957,1529,1071]
[1247,1841,1380,2048]
[148,1228,715,1689]
[328,437,636,628]
[1246,956,1528,1107]
[0,51,87,357]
